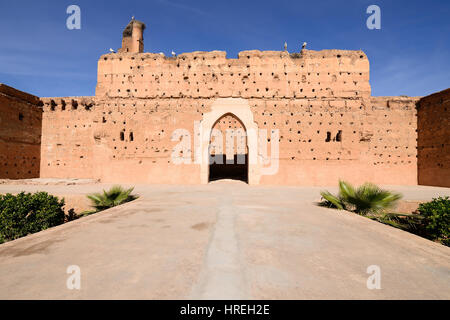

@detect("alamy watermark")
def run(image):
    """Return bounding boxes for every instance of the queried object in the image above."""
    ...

[366,265,381,289]
[66,5,81,30]
[366,5,381,30]
[171,121,279,176]
[66,265,81,290]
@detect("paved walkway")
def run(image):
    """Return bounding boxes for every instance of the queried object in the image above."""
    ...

[0,182,449,299]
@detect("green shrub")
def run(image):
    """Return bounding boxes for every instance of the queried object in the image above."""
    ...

[418,197,450,246]
[87,185,138,211]
[0,192,65,243]
[320,181,402,215]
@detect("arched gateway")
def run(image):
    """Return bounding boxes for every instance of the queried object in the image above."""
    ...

[199,98,261,185]
[208,113,248,182]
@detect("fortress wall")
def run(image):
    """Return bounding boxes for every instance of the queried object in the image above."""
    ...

[361,96,419,184]
[40,97,207,183]
[95,49,371,100]
[417,88,450,187]
[39,94,419,185]
[37,49,418,185]
[0,17,441,186]
[254,96,419,185]
[40,97,96,179]
[0,84,42,179]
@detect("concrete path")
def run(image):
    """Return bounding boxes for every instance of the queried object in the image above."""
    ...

[0,182,449,299]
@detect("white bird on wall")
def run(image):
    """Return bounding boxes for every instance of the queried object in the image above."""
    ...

[284,41,287,51]
[302,42,307,50]
[109,48,115,53]
[171,50,176,57]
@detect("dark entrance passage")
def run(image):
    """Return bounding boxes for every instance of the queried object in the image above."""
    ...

[208,154,248,183]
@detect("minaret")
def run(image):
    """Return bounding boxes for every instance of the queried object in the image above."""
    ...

[119,18,146,53]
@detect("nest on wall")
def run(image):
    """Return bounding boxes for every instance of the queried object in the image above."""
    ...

[122,20,146,37]
[289,52,303,59]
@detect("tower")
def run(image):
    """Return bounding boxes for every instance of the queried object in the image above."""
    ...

[119,18,146,53]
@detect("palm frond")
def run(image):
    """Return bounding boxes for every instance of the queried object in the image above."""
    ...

[344,183,402,215]
[319,181,403,216]
[87,185,138,211]
[375,212,423,231]
[338,180,356,200]
[320,191,345,209]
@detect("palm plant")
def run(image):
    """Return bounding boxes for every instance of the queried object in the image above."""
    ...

[372,212,424,231]
[87,185,138,211]
[319,190,346,210]
[320,181,402,216]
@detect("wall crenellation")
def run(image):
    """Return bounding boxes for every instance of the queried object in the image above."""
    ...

[96,49,370,100]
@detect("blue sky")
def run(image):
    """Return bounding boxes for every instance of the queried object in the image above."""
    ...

[0,0,449,97]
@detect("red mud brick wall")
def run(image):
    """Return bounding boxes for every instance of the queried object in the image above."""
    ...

[0,84,42,179]
[417,88,450,187]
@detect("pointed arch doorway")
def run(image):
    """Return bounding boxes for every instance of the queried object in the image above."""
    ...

[199,98,261,185]
[208,113,248,183]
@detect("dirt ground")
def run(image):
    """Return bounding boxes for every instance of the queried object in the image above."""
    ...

[0,181,449,299]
